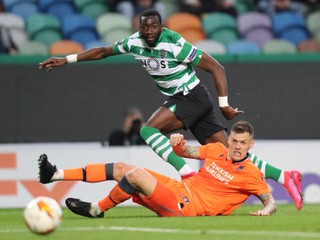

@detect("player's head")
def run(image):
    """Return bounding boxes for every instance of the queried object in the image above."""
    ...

[228,121,255,161]
[139,9,163,47]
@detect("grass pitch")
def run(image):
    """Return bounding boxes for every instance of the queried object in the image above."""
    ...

[1,204,320,240]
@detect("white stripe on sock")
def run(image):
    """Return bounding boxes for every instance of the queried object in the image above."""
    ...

[155,140,170,154]
[179,164,195,176]
[145,133,161,145]
[278,171,285,184]
[52,169,64,181]
[150,135,165,149]
[260,162,266,176]
[162,147,173,161]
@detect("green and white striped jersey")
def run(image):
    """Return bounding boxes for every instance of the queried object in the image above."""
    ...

[113,28,203,96]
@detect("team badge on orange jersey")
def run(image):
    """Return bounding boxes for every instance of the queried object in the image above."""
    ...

[236,166,245,171]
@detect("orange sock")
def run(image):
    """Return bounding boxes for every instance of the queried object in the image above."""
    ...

[86,163,106,182]
[98,183,134,211]
[63,163,113,182]
[64,168,84,181]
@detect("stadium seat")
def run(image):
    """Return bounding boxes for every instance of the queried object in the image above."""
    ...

[315,32,320,42]
[3,0,35,10]
[61,14,99,47]
[161,0,180,18]
[17,40,49,55]
[272,12,309,45]
[235,0,254,14]
[307,11,320,39]
[166,13,206,44]
[0,13,28,48]
[102,28,133,44]
[237,12,274,46]
[50,40,84,55]
[202,13,238,46]
[167,13,202,32]
[178,29,205,44]
[96,13,132,42]
[194,39,227,55]
[298,39,320,53]
[74,0,109,19]
[3,0,39,20]
[262,39,297,54]
[38,0,77,21]
[227,40,261,54]
[26,13,62,47]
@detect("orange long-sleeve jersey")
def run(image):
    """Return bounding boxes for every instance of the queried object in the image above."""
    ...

[182,142,270,216]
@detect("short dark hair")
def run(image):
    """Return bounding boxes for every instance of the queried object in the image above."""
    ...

[230,121,254,138]
[139,9,162,24]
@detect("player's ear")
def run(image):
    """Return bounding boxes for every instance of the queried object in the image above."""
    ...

[250,139,255,149]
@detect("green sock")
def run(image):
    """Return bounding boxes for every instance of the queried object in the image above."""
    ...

[248,152,283,182]
[140,126,193,175]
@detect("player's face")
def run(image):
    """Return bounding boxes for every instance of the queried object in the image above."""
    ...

[139,15,163,47]
[227,132,254,162]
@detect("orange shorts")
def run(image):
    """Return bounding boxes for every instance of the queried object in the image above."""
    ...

[132,169,197,217]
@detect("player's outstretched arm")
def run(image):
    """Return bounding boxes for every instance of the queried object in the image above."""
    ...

[170,133,201,159]
[196,52,244,120]
[39,45,116,72]
[250,193,277,216]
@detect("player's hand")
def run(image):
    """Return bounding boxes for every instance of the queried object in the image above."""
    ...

[170,133,186,156]
[220,106,244,120]
[170,133,186,147]
[249,210,270,216]
[39,57,68,72]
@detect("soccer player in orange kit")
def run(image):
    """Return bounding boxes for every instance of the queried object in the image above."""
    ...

[39,120,277,217]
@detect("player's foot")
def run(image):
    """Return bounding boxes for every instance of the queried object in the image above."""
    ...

[65,198,104,218]
[284,170,303,210]
[38,154,57,184]
[290,170,302,193]
[181,171,196,180]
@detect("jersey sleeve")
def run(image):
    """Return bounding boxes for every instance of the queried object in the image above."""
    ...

[174,33,202,65]
[113,37,130,55]
[199,143,226,160]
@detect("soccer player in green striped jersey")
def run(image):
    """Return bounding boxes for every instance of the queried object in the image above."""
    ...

[39,9,302,210]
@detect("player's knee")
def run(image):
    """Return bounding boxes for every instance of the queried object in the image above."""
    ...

[126,167,147,185]
[113,162,130,181]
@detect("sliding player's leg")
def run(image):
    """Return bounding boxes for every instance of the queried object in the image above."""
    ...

[66,168,162,218]
[38,154,134,184]
[38,154,112,183]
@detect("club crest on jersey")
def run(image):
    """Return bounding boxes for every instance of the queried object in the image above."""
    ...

[147,57,160,71]
[236,166,245,171]
[159,50,167,59]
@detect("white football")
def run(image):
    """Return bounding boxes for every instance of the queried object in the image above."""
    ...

[23,196,62,235]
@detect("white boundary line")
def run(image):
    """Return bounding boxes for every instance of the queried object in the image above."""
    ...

[1,226,320,238]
